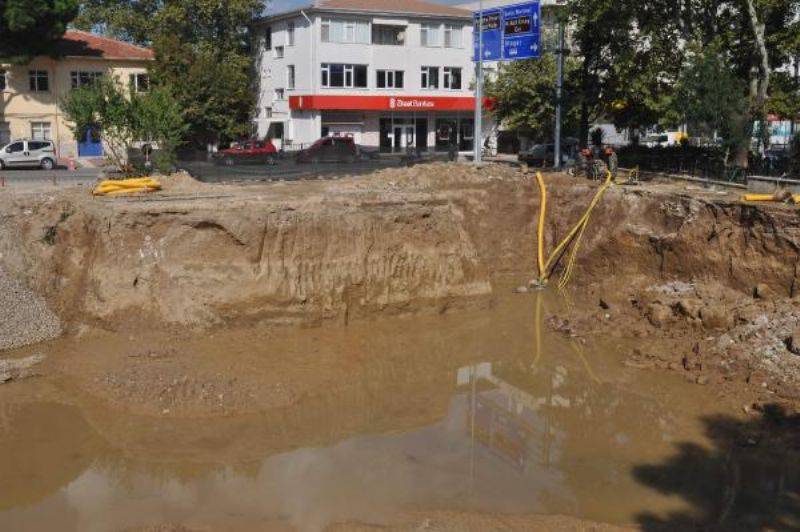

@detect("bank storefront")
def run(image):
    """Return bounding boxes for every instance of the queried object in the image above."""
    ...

[289,95,485,153]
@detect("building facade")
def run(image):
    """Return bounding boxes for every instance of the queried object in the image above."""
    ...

[0,31,152,160]
[254,0,492,153]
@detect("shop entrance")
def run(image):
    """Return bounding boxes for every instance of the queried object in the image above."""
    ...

[380,118,428,153]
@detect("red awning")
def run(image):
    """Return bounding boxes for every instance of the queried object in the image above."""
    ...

[289,95,494,112]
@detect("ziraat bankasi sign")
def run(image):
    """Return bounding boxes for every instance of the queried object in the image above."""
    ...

[289,95,492,112]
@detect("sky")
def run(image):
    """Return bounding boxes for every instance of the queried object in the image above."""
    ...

[266,0,468,14]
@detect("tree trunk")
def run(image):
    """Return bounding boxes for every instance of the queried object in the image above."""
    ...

[736,0,771,167]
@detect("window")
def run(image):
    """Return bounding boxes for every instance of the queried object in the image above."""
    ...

[29,70,49,92]
[321,64,368,88]
[31,122,51,140]
[264,27,272,50]
[444,25,463,48]
[6,142,24,153]
[264,107,273,118]
[443,67,462,90]
[0,122,9,145]
[28,141,53,151]
[421,24,441,47]
[421,66,439,89]
[274,88,285,100]
[129,73,150,92]
[287,22,295,46]
[376,70,404,89]
[287,65,295,89]
[0,69,6,91]
[321,18,370,44]
[372,24,405,45]
[274,45,284,59]
[71,71,103,89]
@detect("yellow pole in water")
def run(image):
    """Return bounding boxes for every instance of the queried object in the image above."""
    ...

[535,172,547,280]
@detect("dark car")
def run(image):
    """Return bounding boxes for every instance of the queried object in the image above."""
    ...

[213,139,278,166]
[518,139,579,167]
[295,136,361,164]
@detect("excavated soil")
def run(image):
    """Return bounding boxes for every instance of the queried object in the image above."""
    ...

[2,164,800,530]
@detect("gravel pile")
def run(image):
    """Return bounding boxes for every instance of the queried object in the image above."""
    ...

[0,267,62,351]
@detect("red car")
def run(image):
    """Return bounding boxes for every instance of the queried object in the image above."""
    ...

[214,139,278,166]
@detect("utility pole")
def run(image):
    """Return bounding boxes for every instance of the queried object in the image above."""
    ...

[474,0,484,166]
[553,20,565,169]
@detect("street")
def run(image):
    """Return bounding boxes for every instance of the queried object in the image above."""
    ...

[0,168,102,192]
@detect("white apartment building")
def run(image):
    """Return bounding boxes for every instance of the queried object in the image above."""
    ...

[253,0,493,153]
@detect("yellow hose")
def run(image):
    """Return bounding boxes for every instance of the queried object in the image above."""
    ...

[535,172,548,279]
[534,171,613,287]
[742,193,800,203]
[93,178,162,196]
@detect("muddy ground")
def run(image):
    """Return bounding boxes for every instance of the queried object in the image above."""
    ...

[1,163,800,530]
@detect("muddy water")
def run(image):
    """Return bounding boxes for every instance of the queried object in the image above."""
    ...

[0,287,797,531]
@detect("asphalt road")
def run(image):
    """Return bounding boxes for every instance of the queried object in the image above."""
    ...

[0,168,102,192]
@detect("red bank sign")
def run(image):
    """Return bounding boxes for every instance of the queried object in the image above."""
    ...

[290,95,492,112]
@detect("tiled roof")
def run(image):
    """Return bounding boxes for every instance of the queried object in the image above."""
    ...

[314,0,472,17]
[55,31,154,60]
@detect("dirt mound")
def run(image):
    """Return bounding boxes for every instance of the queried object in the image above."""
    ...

[0,268,61,351]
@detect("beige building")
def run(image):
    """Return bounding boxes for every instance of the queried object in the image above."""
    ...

[0,30,153,161]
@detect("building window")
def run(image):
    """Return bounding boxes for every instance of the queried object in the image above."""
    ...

[287,22,295,46]
[287,65,295,89]
[321,63,368,88]
[264,107,273,118]
[29,70,49,92]
[376,70,404,89]
[421,24,441,47]
[443,67,462,90]
[71,71,103,89]
[264,27,272,50]
[31,122,51,140]
[274,88,285,100]
[421,66,439,89]
[0,70,6,91]
[372,25,405,45]
[444,25,463,48]
[321,18,370,44]
[274,45,284,59]
[129,73,150,92]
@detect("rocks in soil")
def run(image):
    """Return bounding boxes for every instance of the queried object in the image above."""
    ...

[646,303,673,327]
[753,283,773,300]
[0,268,61,351]
[699,305,732,330]
[0,354,45,383]
[787,329,800,355]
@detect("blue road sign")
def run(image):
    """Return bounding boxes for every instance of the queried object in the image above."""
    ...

[473,9,503,61]
[473,1,541,62]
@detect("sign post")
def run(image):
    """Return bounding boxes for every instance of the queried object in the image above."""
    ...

[473,1,541,166]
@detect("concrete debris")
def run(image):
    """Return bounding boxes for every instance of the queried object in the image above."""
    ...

[0,268,62,351]
[0,354,45,383]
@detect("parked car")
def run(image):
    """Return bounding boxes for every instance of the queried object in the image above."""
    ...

[295,136,361,164]
[0,139,58,170]
[518,139,578,167]
[213,139,277,166]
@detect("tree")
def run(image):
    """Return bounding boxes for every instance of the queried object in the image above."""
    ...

[75,0,266,146]
[61,78,186,172]
[670,43,749,154]
[485,55,580,144]
[0,0,79,63]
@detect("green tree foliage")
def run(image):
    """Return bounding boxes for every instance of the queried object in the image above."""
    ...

[670,44,749,152]
[75,0,265,146]
[0,0,79,63]
[485,55,580,143]
[61,78,186,172]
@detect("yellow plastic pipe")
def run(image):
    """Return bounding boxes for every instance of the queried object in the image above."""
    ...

[535,171,547,279]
